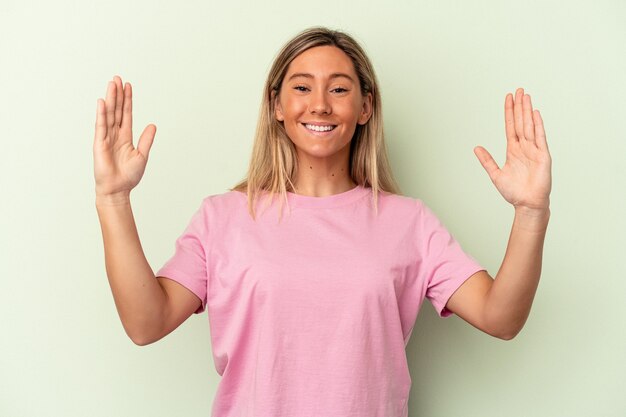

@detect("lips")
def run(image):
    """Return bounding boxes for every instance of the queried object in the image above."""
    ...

[302,123,337,133]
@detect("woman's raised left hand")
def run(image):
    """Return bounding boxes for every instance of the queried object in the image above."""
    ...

[474,88,552,212]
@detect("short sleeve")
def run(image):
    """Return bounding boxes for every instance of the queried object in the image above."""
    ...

[416,200,486,318]
[156,199,209,314]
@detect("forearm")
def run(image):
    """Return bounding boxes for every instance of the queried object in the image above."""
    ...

[484,206,550,339]
[96,193,166,345]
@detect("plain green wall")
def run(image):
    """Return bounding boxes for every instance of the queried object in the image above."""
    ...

[1,0,624,416]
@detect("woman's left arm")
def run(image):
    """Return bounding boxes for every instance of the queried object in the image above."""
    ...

[445,87,552,340]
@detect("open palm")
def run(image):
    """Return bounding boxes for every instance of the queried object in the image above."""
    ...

[93,75,156,198]
[474,88,552,211]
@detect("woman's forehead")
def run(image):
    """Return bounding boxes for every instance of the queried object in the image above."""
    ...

[285,46,357,80]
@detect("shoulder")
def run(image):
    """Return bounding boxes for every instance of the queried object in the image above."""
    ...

[202,189,247,208]
[184,189,248,225]
[194,189,258,227]
[376,189,429,215]
[375,191,448,235]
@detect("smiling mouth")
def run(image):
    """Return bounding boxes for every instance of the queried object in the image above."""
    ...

[303,123,337,132]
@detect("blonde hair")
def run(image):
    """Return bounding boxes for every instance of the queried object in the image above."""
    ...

[230,26,401,220]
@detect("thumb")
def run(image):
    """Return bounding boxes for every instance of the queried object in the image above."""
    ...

[137,124,156,160]
[473,146,500,183]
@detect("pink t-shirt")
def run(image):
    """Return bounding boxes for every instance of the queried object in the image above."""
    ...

[156,184,485,417]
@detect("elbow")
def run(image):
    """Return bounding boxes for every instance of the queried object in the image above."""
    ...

[490,324,523,341]
[128,326,164,346]
[124,323,160,347]
[130,334,155,346]
[483,316,524,340]
[496,330,518,341]
[118,310,166,346]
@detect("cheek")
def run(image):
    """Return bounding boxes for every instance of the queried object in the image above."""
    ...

[342,99,364,119]
[281,96,304,114]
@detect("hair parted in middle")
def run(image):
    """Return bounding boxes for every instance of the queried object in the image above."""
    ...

[231,26,401,220]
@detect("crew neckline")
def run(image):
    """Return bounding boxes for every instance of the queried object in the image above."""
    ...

[286,184,371,209]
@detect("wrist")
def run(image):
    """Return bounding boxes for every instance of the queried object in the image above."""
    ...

[514,205,550,216]
[96,191,131,207]
[513,206,550,232]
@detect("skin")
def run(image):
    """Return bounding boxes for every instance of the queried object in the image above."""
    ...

[274,45,372,197]
[94,52,551,343]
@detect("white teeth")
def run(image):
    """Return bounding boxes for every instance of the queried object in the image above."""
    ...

[305,124,336,132]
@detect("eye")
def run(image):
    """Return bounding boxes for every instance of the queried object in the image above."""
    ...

[331,87,349,93]
[293,85,309,92]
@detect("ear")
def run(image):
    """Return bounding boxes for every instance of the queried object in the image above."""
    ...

[273,90,284,122]
[357,92,373,125]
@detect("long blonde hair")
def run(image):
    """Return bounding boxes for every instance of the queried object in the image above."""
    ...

[230,26,401,220]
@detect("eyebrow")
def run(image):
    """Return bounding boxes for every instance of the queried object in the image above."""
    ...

[287,72,355,83]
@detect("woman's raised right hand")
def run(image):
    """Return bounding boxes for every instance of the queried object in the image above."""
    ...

[93,75,156,203]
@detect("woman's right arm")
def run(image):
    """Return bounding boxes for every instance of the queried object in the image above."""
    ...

[94,76,200,346]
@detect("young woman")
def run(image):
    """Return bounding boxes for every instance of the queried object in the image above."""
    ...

[94,27,551,417]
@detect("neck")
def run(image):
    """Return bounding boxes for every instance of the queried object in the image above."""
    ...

[292,154,355,197]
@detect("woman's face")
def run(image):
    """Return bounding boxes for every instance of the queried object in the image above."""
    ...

[274,45,372,163]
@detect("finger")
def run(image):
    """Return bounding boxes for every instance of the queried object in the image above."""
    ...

[513,87,525,140]
[137,124,157,160]
[120,82,133,132]
[94,99,107,142]
[523,94,535,143]
[105,81,115,131]
[504,93,516,144]
[533,109,549,152]
[473,146,500,183]
[114,75,124,128]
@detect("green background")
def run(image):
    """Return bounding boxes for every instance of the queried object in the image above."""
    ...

[1,0,624,416]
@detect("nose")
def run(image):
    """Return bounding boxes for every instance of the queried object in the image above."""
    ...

[309,89,331,115]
